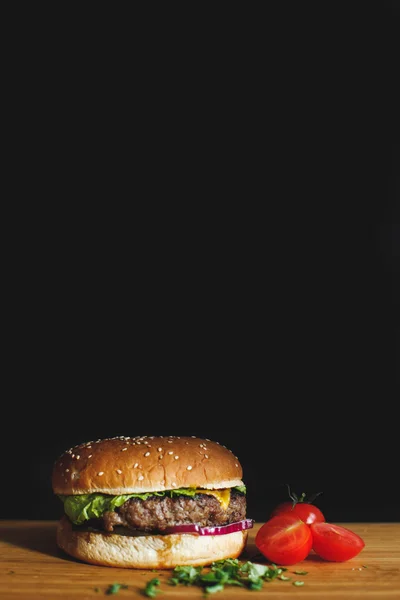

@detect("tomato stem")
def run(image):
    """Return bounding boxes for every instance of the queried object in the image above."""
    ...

[285,484,322,506]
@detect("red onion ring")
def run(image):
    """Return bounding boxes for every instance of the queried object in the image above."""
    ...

[163,519,254,536]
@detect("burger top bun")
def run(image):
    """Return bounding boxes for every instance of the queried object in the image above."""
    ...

[52,436,244,496]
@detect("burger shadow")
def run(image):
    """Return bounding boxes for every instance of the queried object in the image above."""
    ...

[0,523,81,563]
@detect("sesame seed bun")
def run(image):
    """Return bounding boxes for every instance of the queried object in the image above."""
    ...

[56,516,247,568]
[52,436,244,495]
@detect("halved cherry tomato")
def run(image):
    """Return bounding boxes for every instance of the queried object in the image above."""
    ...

[255,514,313,565]
[271,501,325,525]
[310,522,365,561]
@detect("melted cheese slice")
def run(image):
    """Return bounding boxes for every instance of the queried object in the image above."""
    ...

[195,488,231,510]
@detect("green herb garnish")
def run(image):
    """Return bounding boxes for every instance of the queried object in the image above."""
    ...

[144,578,161,597]
[293,580,305,586]
[105,583,128,595]
[293,570,308,575]
[279,575,292,581]
[168,565,202,586]
[144,559,293,595]
[205,583,225,594]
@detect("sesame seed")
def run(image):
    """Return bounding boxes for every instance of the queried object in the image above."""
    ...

[185,441,189,444]
[235,463,239,467]
[159,454,163,459]
[98,472,104,476]
[204,455,209,459]
[158,447,162,452]
[65,469,70,472]
[116,469,122,474]
[87,446,92,449]
[172,482,177,487]
[88,454,92,458]
[187,465,192,470]
[134,463,138,468]
[138,475,144,481]
[122,448,128,451]
[167,440,173,443]
[72,454,75,458]
[144,451,150,457]
[174,456,179,460]
[137,441,141,444]
[76,455,80,460]
[191,435,196,438]
[168,451,173,455]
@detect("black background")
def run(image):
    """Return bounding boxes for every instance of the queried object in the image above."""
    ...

[0,2,399,526]
[2,143,398,524]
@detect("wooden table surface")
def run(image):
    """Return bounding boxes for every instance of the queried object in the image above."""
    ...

[0,521,399,599]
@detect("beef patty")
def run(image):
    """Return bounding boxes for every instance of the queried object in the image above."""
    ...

[102,490,246,533]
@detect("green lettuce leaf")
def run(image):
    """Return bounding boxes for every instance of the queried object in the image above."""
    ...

[60,492,160,525]
[169,488,198,498]
[234,485,246,494]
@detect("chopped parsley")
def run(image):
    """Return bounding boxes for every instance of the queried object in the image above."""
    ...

[144,578,161,597]
[105,583,128,595]
[169,565,202,586]
[293,570,308,575]
[293,580,305,586]
[143,558,303,596]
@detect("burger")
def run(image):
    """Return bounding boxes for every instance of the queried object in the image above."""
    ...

[52,435,253,568]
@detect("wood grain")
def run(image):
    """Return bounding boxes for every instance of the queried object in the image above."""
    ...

[0,522,399,598]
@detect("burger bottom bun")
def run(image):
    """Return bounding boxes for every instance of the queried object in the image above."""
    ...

[56,516,248,569]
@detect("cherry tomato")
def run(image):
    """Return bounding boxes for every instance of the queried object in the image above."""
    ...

[271,501,325,525]
[255,514,313,565]
[310,522,365,561]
